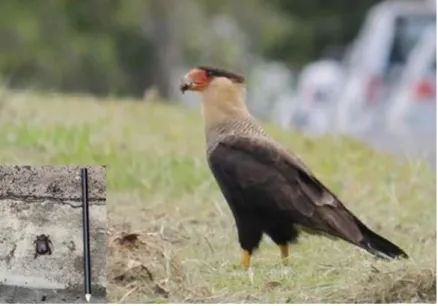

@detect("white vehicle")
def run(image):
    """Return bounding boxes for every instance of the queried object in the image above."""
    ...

[333,0,436,134]
[385,26,436,134]
[293,59,344,135]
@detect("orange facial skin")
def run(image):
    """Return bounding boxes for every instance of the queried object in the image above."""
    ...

[180,68,210,93]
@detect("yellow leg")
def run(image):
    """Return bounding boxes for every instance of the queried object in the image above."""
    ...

[280,244,289,265]
[241,250,251,270]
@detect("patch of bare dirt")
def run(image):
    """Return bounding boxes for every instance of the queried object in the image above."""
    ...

[107,225,210,303]
[326,264,436,303]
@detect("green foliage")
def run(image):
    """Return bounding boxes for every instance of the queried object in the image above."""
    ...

[265,0,383,66]
[0,0,382,96]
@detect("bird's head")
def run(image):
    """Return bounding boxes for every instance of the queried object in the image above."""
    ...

[179,66,250,127]
[179,66,245,94]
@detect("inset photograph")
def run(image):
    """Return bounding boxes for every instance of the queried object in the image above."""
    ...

[0,165,107,303]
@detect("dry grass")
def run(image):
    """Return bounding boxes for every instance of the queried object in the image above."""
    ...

[0,88,435,303]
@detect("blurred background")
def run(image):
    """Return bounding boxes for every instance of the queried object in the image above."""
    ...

[0,0,435,166]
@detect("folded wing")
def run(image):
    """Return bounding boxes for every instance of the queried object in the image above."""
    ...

[208,135,369,243]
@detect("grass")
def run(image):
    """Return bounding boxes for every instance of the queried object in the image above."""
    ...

[0,88,436,303]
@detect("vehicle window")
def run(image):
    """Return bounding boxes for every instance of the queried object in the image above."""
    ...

[389,14,436,66]
[430,54,436,74]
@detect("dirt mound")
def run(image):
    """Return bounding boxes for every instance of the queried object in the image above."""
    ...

[326,262,436,303]
[107,226,210,303]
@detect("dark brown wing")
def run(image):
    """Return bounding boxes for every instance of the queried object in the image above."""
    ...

[208,135,365,244]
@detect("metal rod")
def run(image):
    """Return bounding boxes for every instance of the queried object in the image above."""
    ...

[81,167,92,302]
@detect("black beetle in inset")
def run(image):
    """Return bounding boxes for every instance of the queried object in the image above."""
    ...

[33,234,53,259]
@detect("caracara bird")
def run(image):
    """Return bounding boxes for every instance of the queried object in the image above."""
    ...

[179,66,409,271]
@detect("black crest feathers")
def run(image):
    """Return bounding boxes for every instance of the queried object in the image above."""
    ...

[197,66,245,83]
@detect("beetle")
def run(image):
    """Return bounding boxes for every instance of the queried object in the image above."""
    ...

[33,234,53,259]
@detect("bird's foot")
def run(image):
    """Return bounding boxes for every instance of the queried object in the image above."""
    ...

[240,249,254,284]
[241,250,251,271]
[247,267,254,284]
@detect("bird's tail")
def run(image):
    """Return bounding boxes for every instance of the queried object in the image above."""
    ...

[354,217,409,260]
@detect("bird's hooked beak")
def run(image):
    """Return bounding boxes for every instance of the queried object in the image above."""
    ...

[179,68,209,94]
[179,74,193,93]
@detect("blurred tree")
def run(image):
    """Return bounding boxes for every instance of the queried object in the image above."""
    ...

[0,0,382,99]
[265,0,383,66]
